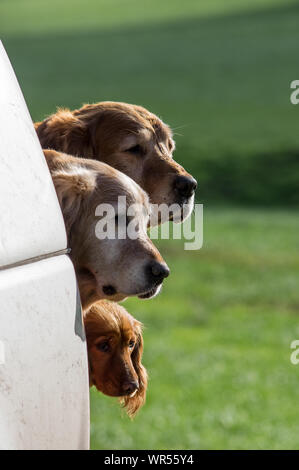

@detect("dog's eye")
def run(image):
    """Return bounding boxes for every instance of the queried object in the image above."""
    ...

[126,144,142,155]
[96,341,110,353]
[129,340,135,349]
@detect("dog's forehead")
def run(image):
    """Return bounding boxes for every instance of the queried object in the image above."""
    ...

[93,173,150,217]
[89,160,148,207]
[92,310,122,335]
[120,316,137,343]
[114,104,172,142]
[116,170,150,208]
[97,308,135,339]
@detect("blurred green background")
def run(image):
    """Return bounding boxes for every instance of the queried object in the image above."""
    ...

[1,0,299,449]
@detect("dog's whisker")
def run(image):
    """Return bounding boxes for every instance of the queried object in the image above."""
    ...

[172,132,183,137]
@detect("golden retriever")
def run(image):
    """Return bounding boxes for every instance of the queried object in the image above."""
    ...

[36,102,197,224]
[44,149,169,309]
[84,300,147,418]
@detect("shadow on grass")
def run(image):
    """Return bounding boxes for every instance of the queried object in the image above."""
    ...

[3,1,299,206]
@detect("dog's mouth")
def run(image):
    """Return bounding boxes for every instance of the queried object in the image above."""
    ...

[138,283,162,299]
[118,388,139,398]
[172,194,195,223]
[101,282,162,300]
[153,195,194,224]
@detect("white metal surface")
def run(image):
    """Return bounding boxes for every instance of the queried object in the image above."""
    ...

[0,41,67,268]
[0,256,89,450]
[0,42,90,450]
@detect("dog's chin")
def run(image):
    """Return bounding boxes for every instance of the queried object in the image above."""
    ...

[137,283,162,300]
[104,291,128,302]
[110,292,128,302]
[99,283,162,301]
[173,194,195,223]
[150,195,195,225]
[93,380,119,397]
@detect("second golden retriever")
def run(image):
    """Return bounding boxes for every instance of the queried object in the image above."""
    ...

[44,149,169,309]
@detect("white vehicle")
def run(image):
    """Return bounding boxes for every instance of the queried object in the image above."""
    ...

[0,42,90,450]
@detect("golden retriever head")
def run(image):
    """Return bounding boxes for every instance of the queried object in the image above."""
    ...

[44,149,170,310]
[85,301,147,418]
[36,102,197,224]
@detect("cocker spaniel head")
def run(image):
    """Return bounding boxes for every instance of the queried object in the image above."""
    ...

[84,301,147,418]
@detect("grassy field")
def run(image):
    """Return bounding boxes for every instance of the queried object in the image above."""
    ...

[2,0,299,193]
[1,0,299,449]
[89,208,299,449]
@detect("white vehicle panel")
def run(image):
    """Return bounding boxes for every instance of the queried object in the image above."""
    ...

[0,255,89,450]
[0,41,67,268]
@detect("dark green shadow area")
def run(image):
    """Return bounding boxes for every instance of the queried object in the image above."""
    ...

[3,1,299,205]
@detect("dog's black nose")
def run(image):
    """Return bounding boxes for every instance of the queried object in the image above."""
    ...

[123,380,139,396]
[147,261,170,284]
[175,175,197,198]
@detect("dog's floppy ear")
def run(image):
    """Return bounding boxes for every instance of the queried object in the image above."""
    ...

[73,104,108,158]
[52,167,96,234]
[121,321,148,418]
[36,109,90,157]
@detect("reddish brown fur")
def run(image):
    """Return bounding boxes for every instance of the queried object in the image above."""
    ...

[84,300,147,417]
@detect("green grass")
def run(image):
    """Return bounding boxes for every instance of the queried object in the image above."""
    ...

[1,0,299,449]
[88,208,299,449]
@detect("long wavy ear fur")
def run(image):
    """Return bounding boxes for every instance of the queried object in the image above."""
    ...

[36,108,91,157]
[120,321,148,418]
[52,167,96,234]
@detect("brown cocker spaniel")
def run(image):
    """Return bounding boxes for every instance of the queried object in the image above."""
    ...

[84,300,147,418]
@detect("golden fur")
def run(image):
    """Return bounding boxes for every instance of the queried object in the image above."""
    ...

[36,102,197,224]
[44,149,169,309]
